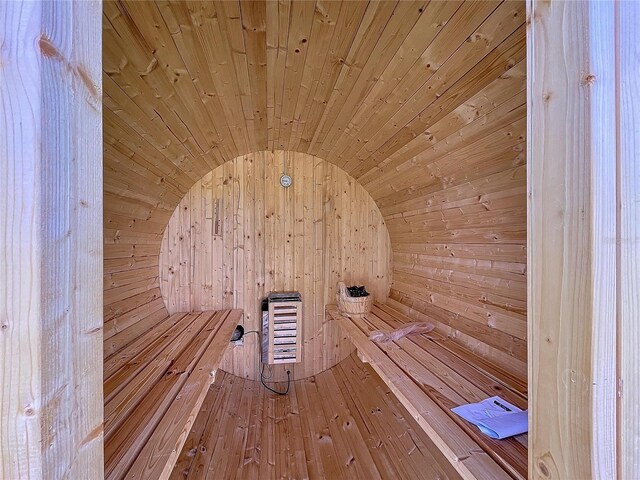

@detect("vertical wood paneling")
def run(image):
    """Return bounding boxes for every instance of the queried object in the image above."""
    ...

[160,151,391,381]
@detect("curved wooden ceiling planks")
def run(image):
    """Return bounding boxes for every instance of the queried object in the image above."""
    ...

[103,1,527,380]
[104,0,524,174]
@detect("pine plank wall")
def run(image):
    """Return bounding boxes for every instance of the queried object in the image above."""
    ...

[103,1,527,383]
[160,151,391,381]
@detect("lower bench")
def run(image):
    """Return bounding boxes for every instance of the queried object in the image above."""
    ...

[327,303,527,480]
[104,309,241,480]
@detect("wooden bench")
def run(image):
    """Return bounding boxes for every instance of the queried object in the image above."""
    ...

[104,309,241,480]
[327,303,527,480]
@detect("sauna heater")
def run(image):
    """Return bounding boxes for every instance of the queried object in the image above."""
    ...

[261,292,302,365]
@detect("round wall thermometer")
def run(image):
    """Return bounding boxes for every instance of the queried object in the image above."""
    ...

[280,174,292,188]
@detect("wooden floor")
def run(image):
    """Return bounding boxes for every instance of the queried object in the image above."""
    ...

[171,353,461,480]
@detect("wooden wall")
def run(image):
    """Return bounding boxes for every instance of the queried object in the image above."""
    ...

[364,58,528,383]
[103,199,170,358]
[1,1,103,477]
[159,151,391,381]
[103,0,527,382]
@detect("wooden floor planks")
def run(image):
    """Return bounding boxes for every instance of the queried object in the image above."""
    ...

[171,354,461,480]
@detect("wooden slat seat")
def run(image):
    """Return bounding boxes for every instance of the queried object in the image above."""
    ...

[327,303,528,480]
[104,309,242,480]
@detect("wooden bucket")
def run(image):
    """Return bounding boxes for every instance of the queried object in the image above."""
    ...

[337,282,373,316]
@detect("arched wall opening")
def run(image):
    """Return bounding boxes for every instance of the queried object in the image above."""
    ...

[159,151,392,381]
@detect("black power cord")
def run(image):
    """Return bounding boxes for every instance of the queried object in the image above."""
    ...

[249,328,290,395]
[260,363,291,395]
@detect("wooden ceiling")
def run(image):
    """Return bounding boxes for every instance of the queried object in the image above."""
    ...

[103,0,525,235]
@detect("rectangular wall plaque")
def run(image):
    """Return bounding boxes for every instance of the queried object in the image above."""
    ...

[213,198,221,236]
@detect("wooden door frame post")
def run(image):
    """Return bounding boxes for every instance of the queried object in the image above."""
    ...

[528,1,639,478]
[0,1,103,478]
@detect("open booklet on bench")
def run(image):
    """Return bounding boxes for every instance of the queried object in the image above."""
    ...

[452,396,528,440]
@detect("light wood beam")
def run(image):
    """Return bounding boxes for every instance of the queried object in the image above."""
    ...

[0,1,103,478]
[618,1,640,478]
[527,1,618,478]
